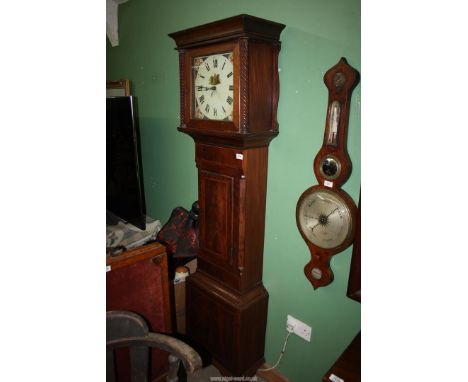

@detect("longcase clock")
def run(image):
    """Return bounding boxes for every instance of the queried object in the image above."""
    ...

[169,14,285,377]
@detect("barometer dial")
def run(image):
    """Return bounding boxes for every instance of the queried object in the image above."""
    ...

[297,188,353,249]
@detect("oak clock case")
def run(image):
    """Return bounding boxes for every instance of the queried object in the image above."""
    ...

[169,15,285,377]
[296,57,359,290]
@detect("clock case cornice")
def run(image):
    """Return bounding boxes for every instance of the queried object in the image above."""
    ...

[168,14,286,49]
[169,14,286,149]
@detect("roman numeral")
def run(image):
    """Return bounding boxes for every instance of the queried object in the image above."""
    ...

[226,96,233,105]
[197,86,204,91]
[199,75,205,79]
[213,108,217,116]
[222,61,226,70]
[199,95,205,105]
[227,72,233,78]
[205,62,210,71]
[213,59,218,68]
[222,106,226,114]
[229,85,234,91]
[205,104,210,113]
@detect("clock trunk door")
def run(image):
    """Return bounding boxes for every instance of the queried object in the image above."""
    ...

[198,170,236,272]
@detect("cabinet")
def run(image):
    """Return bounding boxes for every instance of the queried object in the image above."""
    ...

[106,242,172,381]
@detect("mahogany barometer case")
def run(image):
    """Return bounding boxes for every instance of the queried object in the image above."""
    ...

[169,14,285,376]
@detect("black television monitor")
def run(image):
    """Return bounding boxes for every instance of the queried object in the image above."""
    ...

[106,96,146,230]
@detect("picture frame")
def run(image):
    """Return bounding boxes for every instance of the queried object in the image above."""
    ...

[106,79,131,97]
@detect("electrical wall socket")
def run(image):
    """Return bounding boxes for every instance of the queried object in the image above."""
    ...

[287,314,312,342]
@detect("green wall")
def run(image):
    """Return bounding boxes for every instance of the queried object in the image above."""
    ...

[107,1,360,380]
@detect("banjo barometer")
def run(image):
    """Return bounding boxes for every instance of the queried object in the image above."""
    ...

[296,57,359,289]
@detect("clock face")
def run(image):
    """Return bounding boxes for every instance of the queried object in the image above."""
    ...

[297,188,352,249]
[192,52,234,121]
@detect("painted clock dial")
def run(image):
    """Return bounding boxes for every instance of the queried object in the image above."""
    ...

[192,52,234,121]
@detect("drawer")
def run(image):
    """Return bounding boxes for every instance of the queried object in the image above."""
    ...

[195,143,246,175]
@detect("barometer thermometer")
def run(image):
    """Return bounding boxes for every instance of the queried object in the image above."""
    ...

[296,58,359,289]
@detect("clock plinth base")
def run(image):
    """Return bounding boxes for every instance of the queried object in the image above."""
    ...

[186,271,268,377]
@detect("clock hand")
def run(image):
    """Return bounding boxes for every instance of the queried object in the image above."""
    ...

[326,207,339,218]
[305,215,319,220]
[310,222,320,231]
[309,208,337,232]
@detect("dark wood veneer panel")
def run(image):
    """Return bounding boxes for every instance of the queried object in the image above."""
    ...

[199,171,233,265]
[241,147,269,289]
[248,41,274,133]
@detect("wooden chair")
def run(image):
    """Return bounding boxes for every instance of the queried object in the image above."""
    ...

[107,311,202,382]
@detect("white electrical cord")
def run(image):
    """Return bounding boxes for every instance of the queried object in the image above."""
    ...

[258,325,293,372]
